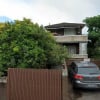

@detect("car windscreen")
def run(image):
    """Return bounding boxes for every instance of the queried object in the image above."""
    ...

[78,67,100,74]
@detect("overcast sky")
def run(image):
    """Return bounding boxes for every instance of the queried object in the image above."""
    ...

[0,0,100,26]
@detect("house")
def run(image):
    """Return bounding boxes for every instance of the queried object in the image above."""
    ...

[45,23,88,59]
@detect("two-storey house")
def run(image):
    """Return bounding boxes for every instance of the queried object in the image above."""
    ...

[45,23,88,59]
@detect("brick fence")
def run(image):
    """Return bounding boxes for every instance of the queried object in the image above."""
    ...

[91,59,100,67]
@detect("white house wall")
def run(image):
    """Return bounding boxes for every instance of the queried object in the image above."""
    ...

[54,35,88,43]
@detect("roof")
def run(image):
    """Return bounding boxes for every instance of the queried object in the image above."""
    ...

[45,22,85,29]
[73,61,97,68]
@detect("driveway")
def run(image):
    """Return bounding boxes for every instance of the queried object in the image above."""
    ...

[66,77,100,100]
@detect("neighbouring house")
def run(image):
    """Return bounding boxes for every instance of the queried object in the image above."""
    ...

[45,23,88,59]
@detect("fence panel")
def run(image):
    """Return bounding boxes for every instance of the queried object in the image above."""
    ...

[7,68,62,100]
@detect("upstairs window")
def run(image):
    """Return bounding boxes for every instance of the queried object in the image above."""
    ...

[64,28,76,35]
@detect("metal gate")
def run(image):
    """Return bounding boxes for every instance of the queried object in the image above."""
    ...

[7,68,62,100]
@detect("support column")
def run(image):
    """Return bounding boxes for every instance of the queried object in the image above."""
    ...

[79,43,87,55]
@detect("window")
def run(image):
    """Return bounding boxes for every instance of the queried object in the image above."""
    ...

[78,67,100,74]
[64,28,76,35]
[68,46,76,54]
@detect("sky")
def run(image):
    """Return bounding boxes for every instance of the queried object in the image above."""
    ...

[0,0,100,31]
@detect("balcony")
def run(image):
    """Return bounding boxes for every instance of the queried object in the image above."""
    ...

[54,35,88,43]
[70,54,88,58]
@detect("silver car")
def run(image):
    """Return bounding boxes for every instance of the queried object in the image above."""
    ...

[68,61,100,89]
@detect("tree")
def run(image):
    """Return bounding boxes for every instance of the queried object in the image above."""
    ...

[83,15,100,58]
[0,23,5,33]
[0,18,68,76]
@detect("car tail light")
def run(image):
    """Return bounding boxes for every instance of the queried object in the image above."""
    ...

[74,74,83,80]
[97,76,100,80]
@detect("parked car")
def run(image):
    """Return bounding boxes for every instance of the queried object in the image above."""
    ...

[68,61,100,89]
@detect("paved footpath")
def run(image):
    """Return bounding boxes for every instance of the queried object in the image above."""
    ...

[0,83,6,100]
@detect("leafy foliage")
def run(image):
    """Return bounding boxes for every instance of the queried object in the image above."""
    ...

[84,15,100,58]
[0,18,68,76]
[0,23,5,33]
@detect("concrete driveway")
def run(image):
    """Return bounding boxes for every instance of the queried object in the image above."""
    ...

[66,77,100,100]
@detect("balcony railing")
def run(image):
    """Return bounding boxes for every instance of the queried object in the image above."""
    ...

[54,35,88,43]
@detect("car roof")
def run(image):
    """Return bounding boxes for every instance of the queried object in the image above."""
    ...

[72,61,98,68]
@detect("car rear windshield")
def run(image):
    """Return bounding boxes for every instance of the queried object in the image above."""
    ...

[78,67,100,74]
